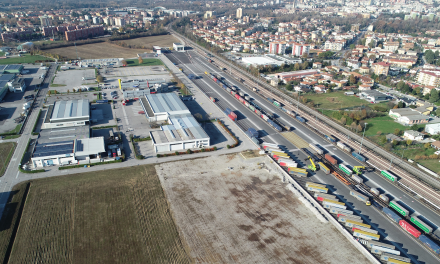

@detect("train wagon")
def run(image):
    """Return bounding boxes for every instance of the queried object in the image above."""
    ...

[383,207,402,223]
[336,142,351,152]
[399,220,421,238]
[353,230,380,241]
[315,193,337,201]
[288,167,307,177]
[352,226,378,235]
[387,258,411,264]
[381,170,398,182]
[318,162,330,174]
[329,207,353,215]
[352,152,366,162]
[367,241,395,250]
[389,201,409,217]
[309,143,324,155]
[324,154,337,165]
[325,135,336,142]
[262,142,279,149]
[419,235,440,254]
[323,200,346,210]
[339,164,352,176]
[410,215,433,234]
[338,214,362,222]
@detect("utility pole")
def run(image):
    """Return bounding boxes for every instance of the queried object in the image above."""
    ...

[358,123,368,154]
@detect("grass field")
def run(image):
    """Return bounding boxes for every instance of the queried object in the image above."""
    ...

[363,116,407,136]
[417,159,440,174]
[1,165,192,263]
[0,55,53,64]
[46,35,179,59]
[305,91,388,110]
[0,142,16,176]
[125,58,163,67]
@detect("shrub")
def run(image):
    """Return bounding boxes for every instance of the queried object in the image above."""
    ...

[201,148,205,152]
[175,151,179,155]
[227,144,231,149]
[187,149,191,154]
[157,154,160,158]
[214,146,217,151]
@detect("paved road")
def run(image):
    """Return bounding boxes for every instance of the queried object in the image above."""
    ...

[167,50,440,264]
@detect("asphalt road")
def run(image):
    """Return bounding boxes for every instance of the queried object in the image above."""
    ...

[167,50,440,264]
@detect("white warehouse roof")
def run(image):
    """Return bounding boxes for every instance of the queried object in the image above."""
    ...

[145,93,190,116]
[50,99,89,122]
[242,56,283,66]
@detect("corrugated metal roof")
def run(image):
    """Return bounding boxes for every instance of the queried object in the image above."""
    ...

[145,93,189,115]
[51,99,89,121]
[74,137,105,156]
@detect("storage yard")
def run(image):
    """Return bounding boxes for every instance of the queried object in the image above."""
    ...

[156,154,371,264]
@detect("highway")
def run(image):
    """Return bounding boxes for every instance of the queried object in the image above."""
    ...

[166,50,440,264]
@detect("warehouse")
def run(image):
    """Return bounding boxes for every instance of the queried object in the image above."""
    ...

[141,93,210,153]
[42,99,90,129]
[173,43,185,52]
[31,137,106,168]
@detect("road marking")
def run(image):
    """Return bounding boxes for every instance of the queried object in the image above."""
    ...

[16,171,19,179]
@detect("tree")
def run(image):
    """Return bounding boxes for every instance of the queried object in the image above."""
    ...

[286,83,293,91]
[138,57,143,64]
[394,128,401,135]
[436,108,440,116]
[121,59,127,66]
[350,121,357,130]
[194,113,203,121]
[350,44,355,49]
[397,101,405,108]
[406,139,413,146]
[96,74,103,83]
[410,124,419,131]
[424,142,431,149]
[379,135,387,145]
[340,117,347,125]
[349,75,356,85]
[429,89,440,103]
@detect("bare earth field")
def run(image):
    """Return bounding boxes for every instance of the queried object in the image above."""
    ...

[157,154,371,264]
[46,35,179,59]
[0,165,191,264]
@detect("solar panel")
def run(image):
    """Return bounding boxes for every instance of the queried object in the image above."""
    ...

[76,141,84,152]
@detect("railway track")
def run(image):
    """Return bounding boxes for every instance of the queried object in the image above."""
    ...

[179,34,440,211]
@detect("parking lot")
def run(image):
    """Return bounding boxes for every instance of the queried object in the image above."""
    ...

[51,69,96,93]
[44,92,99,105]
[99,66,172,90]
[90,103,116,126]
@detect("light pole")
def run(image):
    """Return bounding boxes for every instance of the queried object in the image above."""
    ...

[358,123,368,154]
[297,90,301,115]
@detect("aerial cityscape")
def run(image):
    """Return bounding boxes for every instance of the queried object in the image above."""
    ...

[0,0,440,263]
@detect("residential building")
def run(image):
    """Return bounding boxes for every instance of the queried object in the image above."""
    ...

[39,15,52,27]
[269,42,286,55]
[431,141,440,149]
[373,62,390,76]
[383,42,400,52]
[325,40,344,51]
[236,8,243,19]
[292,43,311,56]
[204,11,215,19]
[417,71,440,87]
[403,130,424,141]
[115,17,126,27]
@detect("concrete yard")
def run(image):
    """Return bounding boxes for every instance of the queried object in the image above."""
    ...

[52,69,96,92]
[157,154,371,264]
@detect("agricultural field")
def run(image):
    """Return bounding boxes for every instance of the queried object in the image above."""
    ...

[119,35,179,48]
[305,91,387,110]
[46,42,148,60]
[157,154,371,264]
[0,165,191,263]
[0,55,53,64]
[0,142,16,176]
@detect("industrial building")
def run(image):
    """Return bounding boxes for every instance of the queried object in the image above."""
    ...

[140,93,210,152]
[173,43,185,52]
[41,99,90,129]
[242,56,285,67]
[118,78,170,98]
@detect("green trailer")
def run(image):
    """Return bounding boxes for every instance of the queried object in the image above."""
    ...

[410,215,433,233]
[389,201,409,217]
[381,170,397,182]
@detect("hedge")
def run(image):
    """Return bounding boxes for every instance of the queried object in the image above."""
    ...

[58,159,122,170]
[91,125,118,130]
[217,120,239,148]
[156,147,217,158]
[31,109,42,135]
[130,135,144,159]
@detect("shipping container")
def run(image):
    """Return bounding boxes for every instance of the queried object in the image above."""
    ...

[370,245,401,256]
[235,94,241,100]
[273,101,281,108]
[410,215,433,234]
[296,116,305,123]
[419,235,440,254]
[382,207,402,223]
[270,151,289,158]
[337,142,351,152]
[249,105,255,111]
[228,113,237,121]
[352,152,366,162]
[339,164,352,176]
[262,142,279,148]
[261,114,269,121]
[278,159,297,167]
[399,220,421,238]
[288,167,307,177]
[329,207,353,215]
[353,230,380,240]
[368,241,395,250]
[266,147,283,153]
[250,137,259,145]
[389,201,409,217]
[231,91,236,95]
[255,109,262,116]
[372,201,383,210]
[306,182,326,188]
[245,95,251,101]
[226,87,232,92]
[350,190,369,203]
[231,86,237,91]
[381,253,410,262]
[281,107,287,112]
[307,185,328,193]
[380,194,389,203]
[314,193,336,200]
[267,98,274,103]
[370,188,380,196]
[323,199,345,206]
[325,154,338,165]
[239,91,245,97]
[224,108,232,115]
[324,203,346,210]
[381,170,398,182]
[352,226,378,234]
[319,162,330,174]
[338,214,362,222]
[309,143,324,155]
[253,87,258,92]
[325,135,336,142]
[352,175,363,183]
[387,258,410,264]
[346,220,371,228]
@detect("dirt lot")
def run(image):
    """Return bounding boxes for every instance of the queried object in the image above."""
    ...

[46,42,148,60]
[157,154,371,264]
[120,35,179,48]
[1,165,191,263]
[46,35,179,59]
